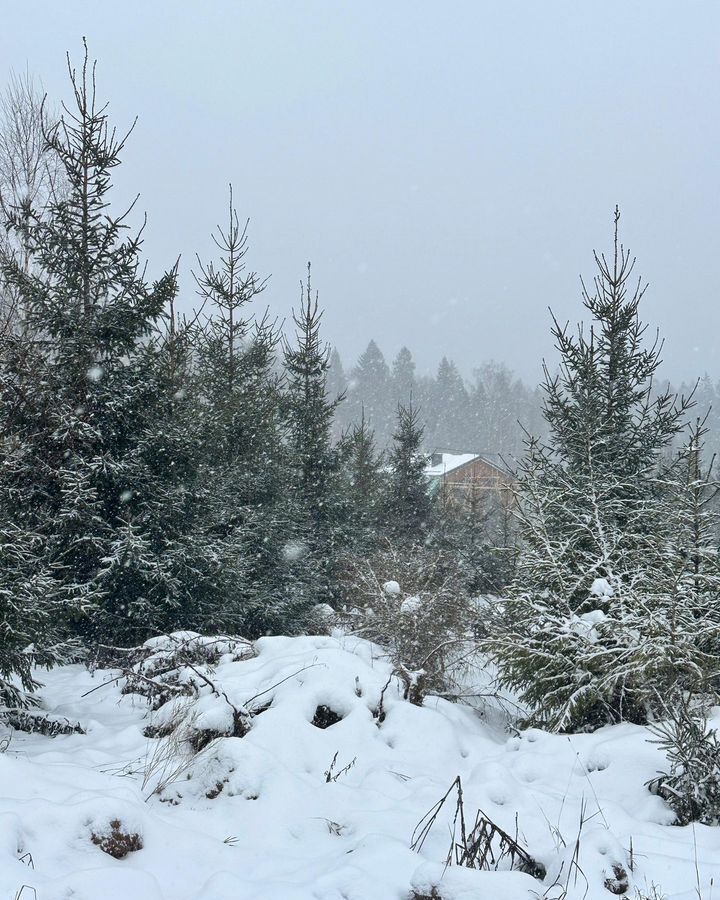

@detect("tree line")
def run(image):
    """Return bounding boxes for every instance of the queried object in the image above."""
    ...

[331,345,720,467]
[328,343,546,458]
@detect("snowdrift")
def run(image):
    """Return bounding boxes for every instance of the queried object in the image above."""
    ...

[1,633,718,900]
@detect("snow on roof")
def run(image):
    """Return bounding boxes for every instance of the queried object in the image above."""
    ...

[425,452,479,479]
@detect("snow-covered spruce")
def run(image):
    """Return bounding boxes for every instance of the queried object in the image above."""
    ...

[485,217,720,731]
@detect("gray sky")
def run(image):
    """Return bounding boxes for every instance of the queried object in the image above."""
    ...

[2,1,718,385]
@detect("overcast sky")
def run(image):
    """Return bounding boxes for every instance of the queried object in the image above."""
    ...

[1,1,718,385]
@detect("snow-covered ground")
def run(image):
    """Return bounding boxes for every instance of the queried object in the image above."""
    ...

[1,633,718,900]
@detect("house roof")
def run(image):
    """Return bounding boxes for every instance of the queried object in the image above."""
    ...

[425,450,514,481]
[425,452,479,479]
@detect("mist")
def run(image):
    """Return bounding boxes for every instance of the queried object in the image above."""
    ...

[1,1,717,386]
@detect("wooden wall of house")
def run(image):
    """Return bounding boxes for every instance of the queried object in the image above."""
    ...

[439,458,516,510]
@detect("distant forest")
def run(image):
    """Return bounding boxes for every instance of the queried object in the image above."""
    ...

[329,340,720,465]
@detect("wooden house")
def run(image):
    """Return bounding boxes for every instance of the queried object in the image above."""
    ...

[426,450,516,511]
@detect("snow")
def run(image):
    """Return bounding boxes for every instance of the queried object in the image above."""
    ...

[425,453,478,479]
[1,633,719,900]
[567,609,607,643]
[86,365,104,382]
[282,540,309,562]
[400,594,422,615]
[590,577,615,598]
[383,580,402,596]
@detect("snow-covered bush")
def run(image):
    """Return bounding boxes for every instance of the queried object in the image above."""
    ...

[647,699,720,826]
[89,817,143,859]
[0,709,84,736]
[107,633,259,789]
[115,632,254,711]
[338,543,477,697]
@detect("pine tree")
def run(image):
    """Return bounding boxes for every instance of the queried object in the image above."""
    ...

[386,401,432,541]
[488,210,703,731]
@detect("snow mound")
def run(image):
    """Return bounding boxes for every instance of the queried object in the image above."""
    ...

[0,634,718,899]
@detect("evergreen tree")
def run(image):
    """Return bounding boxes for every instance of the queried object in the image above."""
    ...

[429,356,469,449]
[327,347,348,441]
[193,186,276,478]
[283,265,345,606]
[187,188,297,635]
[92,271,214,641]
[340,409,385,551]
[0,49,177,648]
[488,210,705,730]
[391,345,416,408]
[327,347,348,403]
[0,374,81,704]
[665,416,720,665]
[469,360,540,457]
[348,339,392,444]
[386,401,432,541]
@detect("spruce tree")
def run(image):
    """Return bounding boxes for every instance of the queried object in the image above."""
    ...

[341,410,385,551]
[282,265,345,606]
[327,348,348,402]
[488,210,703,730]
[391,346,416,408]
[664,417,720,668]
[0,49,177,648]
[190,189,301,635]
[386,401,432,541]
[348,339,392,445]
[429,356,469,449]
[193,186,272,469]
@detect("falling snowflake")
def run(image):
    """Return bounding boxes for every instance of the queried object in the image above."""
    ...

[282,541,308,563]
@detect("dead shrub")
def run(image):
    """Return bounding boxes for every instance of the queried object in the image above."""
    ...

[90,820,143,859]
[206,780,226,799]
[338,543,477,698]
[411,776,545,881]
[604,863,629,895]
[1,709,84,736]
[118,633,255,710]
